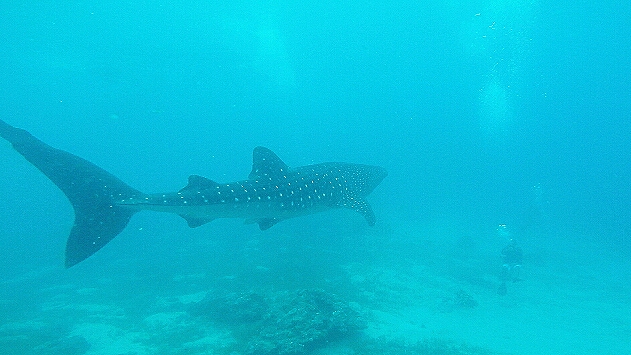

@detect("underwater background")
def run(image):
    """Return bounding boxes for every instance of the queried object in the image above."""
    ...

[0,1,629,354]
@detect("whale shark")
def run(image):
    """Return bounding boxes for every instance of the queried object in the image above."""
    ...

[0,119,387,267]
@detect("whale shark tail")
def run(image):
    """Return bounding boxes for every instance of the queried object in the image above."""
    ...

[0,119,142,267]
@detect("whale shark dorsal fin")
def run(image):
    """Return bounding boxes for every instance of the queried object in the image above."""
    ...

[248,146,290,181]
[179,175,219,193]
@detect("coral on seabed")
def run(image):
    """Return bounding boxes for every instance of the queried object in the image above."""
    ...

[190,288,366,355]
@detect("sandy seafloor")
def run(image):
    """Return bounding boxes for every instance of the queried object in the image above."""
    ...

[0,211,628,355]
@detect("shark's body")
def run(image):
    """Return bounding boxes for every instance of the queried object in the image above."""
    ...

[0,119,386,267]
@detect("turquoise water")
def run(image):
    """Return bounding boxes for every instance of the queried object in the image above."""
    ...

[0,1,629,354]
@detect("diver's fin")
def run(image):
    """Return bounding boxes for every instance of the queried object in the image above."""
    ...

[0,119,143,267]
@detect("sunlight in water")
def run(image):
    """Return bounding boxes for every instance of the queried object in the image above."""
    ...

[460,0,540,140]
[478,76,513,137]
[254,25,296,91]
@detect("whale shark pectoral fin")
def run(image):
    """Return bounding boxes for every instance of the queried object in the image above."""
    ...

[179,215,214,228]
[243,218,281,230]
[258,218,282,230]
[243,218,282,230]
[338,197,376,226]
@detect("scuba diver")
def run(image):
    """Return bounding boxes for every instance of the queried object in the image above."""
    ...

[496,226,524,295]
